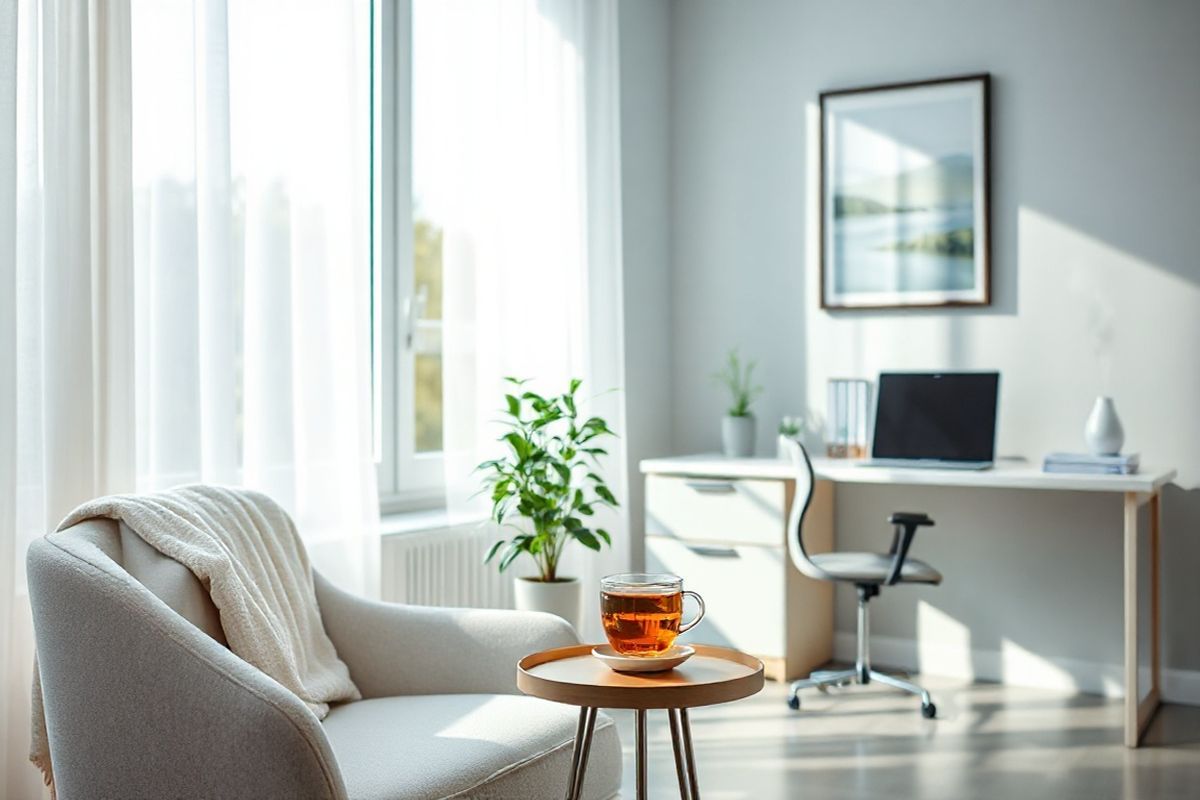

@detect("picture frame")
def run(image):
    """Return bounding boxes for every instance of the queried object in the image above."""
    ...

[820,73,991,310]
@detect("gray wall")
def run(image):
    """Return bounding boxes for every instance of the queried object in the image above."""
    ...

[619,0,672,572]
[658,0,1200,685]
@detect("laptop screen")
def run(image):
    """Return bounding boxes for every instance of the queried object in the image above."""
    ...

[872,372,999,462]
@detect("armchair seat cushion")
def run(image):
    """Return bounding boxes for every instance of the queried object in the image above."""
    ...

[322,693,621,800]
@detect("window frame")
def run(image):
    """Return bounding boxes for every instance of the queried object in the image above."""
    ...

[374,0,445,513]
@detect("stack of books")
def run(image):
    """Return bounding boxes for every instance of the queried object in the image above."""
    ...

[1043,452,1139,475]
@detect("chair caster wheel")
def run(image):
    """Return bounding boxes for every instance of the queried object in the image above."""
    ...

[921,702,937,719]
[787,694,801,711]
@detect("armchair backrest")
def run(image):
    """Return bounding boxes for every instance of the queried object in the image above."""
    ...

[27,519,347,799]
[116,520,228,645]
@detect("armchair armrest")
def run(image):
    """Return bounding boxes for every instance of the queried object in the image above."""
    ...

[884,512,935,586]
[314,573,579,698]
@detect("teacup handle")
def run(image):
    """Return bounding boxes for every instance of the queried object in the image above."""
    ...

[679,590,706,634]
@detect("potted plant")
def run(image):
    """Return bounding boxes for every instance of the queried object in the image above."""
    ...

[478,377,619,629]
[713,348,762,457]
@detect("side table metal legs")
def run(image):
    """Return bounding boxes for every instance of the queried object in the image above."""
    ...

[636,709,648,799]
[565,707,598,800]
[565,706,701,800]
[668,708,701,800]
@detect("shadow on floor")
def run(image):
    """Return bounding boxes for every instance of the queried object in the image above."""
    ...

[610,678,1200,800]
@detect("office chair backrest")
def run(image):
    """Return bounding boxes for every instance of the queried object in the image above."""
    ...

[782,437,825,580]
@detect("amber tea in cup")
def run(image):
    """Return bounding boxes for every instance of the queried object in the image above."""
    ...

[600,573,705,656]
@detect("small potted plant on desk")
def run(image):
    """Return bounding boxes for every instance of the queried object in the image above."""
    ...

[478,377,619,630]
[713,348,763,457]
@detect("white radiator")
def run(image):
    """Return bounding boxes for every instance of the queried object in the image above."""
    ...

[381,523,517,609]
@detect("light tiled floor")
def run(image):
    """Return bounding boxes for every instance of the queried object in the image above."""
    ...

[609,674,1200,799]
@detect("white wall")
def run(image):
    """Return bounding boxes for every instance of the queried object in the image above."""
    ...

[665,0,1200,692]
[619,0,672,572]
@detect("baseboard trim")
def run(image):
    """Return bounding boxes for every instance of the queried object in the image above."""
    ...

[1162,668,1200,706]
[833,632,1200,706]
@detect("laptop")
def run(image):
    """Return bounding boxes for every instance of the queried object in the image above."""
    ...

[862,372,1000,470]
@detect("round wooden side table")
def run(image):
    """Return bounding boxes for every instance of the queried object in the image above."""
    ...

[517,643,764,800]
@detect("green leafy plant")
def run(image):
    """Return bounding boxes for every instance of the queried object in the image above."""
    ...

[713,348,763,417]
[479,378,619,582]
[778,415,804,437]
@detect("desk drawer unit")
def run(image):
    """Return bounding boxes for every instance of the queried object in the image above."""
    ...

[645,475,786,546]
[646,538,786,658]
[644,474,833,681]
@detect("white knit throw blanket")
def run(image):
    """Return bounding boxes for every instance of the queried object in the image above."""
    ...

[30,486,361,792]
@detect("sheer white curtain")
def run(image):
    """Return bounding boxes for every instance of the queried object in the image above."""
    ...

[2,2,133,795]
[130,0,379,596]
[2,1,377,791]
[417,0,628,639]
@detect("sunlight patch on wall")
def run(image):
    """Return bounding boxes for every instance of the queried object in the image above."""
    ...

[997,638,1080,694]
[915,600,974,678]
[1015,206,1200,485]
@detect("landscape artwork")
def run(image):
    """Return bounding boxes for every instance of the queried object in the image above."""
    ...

[820,75,990,309]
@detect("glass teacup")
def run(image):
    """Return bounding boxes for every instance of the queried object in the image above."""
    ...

[600,573,705,656]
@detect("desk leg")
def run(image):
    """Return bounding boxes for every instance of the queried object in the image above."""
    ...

[565,707,597,800]
[1151,492,1162,700]
[1123,491,1162,748]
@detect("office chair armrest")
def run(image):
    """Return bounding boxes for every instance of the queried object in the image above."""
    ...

[885,513,935,585]
[888,512,934,527]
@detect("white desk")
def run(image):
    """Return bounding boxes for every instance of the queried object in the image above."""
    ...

[639,454,1177,748]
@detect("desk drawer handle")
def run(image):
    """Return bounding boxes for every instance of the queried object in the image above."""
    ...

[683,479,736,494]
[686,544,740,558]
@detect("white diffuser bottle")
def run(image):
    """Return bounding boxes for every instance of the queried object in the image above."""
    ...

[1084,396,1124,456]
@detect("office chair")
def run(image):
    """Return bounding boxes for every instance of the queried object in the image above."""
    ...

[782,437,941,718]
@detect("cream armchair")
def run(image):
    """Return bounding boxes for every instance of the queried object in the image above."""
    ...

[28,518,621,799]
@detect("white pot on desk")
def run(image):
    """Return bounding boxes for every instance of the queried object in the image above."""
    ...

[721,415,756,457]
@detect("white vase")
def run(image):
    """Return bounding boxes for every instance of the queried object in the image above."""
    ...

[514,576,582,632]
[1084,396,1125,456]
[722,415,756,457]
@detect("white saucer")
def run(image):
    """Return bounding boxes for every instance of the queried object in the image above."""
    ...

[591,644,695,673]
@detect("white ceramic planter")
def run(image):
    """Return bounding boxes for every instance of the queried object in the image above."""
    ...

[722,415,756,457]
[1085,395,1125,455]
[514,576,582,632]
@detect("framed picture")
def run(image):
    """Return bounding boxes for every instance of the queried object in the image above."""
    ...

[820,74,991,310]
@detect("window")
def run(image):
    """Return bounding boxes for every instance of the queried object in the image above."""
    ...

[374,0,446,510]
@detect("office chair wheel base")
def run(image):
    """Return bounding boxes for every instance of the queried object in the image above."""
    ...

[921,701,936,719]
[787,693,801,711]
